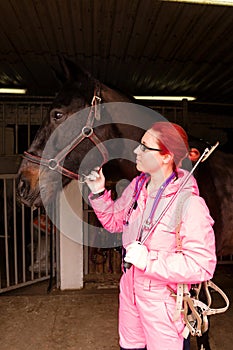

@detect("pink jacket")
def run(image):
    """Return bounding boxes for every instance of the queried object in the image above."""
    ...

[89,169,216,289]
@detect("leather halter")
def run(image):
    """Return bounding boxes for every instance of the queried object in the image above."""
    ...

[23,87,109,181]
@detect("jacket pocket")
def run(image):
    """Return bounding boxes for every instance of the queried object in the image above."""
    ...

[164,300,185,335]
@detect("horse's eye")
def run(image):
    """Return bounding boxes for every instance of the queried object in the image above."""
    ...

[53,111,64,120]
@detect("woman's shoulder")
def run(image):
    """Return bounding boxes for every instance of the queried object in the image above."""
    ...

[177,168,199,196]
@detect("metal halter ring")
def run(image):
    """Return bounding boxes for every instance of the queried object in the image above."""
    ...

[48,159,58,170]
[82,126,93,137]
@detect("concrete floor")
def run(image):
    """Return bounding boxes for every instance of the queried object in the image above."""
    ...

[0,265,232,350]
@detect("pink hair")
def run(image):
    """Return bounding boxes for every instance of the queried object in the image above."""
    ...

[150,121,189,167]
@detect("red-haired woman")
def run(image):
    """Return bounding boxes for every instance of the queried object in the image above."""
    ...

[85,122,216,350]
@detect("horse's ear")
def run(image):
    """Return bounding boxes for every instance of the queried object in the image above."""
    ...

[52,55,99,103]
[59,56,77,80]
[58,56,94,82]
[51,55,94,84]
[50,56,70,85]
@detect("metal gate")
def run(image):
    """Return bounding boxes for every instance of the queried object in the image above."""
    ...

[0,173,59,293]
[0,98,59,293]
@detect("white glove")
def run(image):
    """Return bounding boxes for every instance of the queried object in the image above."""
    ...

[85,167,105,194]
[124,241,148,271]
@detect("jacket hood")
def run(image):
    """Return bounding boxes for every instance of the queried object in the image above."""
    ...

[166,168,199,197]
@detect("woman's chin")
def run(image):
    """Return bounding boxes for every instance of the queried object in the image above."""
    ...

[136,163,142,172]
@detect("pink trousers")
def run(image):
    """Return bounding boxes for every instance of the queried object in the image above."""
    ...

[119,273,184,350]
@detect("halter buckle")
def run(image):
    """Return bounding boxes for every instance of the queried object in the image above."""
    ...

[48,159,58,170]
[91,95,101,106]
[82,126,93,137]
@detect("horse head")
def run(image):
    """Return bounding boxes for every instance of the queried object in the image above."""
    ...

[16,58,143,208]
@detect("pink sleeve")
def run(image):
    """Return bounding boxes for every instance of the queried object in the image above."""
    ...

[89,180,136,233]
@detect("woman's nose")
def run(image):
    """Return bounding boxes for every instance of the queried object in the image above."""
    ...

[134,145,140,154]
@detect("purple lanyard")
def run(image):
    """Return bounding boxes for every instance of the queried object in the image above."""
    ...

[123,171,176,230]
[145,171,176,224]
[137,171,176,241]
[123,172,150,226]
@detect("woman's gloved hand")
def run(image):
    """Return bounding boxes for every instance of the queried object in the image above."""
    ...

[85,167,105,194]
[124,241,148,271]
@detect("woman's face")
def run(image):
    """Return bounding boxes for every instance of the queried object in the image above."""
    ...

[134,129,166,174]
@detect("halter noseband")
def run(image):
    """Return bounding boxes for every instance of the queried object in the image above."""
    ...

[23,87,109,181]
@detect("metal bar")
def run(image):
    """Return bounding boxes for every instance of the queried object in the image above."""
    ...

[3,179,10,287]
[27,105,31,148]
[15,104,19,154]
[191,101,233,107]
[2,104,5,154]
[0,178,2,290]
[40,104,44,124]
[21,204,26,283]
[56,228,60,289]
[0,276,50,294]
[55,200,61,289]
[0,97,53,103]
[218,254,233,264]
[47,203,54,292]
[30,207,34,281]
[52,207,56,278]
[0,174,18,179]
[45,214,49,275]
[82,185,90,275]
[37,208,41,278]
[13,178,18,285]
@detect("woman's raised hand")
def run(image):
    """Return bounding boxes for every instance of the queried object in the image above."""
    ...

[85,167,105,194]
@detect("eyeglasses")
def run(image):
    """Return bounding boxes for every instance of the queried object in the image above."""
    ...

[139,143,162,152]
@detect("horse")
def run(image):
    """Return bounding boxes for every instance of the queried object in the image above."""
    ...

[16,58,233,258]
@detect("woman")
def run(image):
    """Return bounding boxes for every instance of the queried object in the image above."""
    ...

[85,121,216,350]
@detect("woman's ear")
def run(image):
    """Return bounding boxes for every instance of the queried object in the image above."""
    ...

[189,148,200,162]
[163,153,173,164]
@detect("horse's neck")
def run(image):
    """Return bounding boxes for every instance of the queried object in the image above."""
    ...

[101,83,132,103]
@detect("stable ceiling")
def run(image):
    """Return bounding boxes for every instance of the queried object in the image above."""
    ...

[0,0,233,106]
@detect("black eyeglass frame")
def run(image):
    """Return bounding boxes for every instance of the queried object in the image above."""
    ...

[139,142,162,152]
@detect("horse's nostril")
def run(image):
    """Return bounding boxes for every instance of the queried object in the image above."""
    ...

[17,176,28,198]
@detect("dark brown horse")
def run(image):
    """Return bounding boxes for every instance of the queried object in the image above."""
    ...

[16,58,233,257]
[16,58,163,208]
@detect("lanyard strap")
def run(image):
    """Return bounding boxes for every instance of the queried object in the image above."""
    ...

[123,173,149,226]
[147,171,176,223]
[123,171,176,230]
[138,171,176,241]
